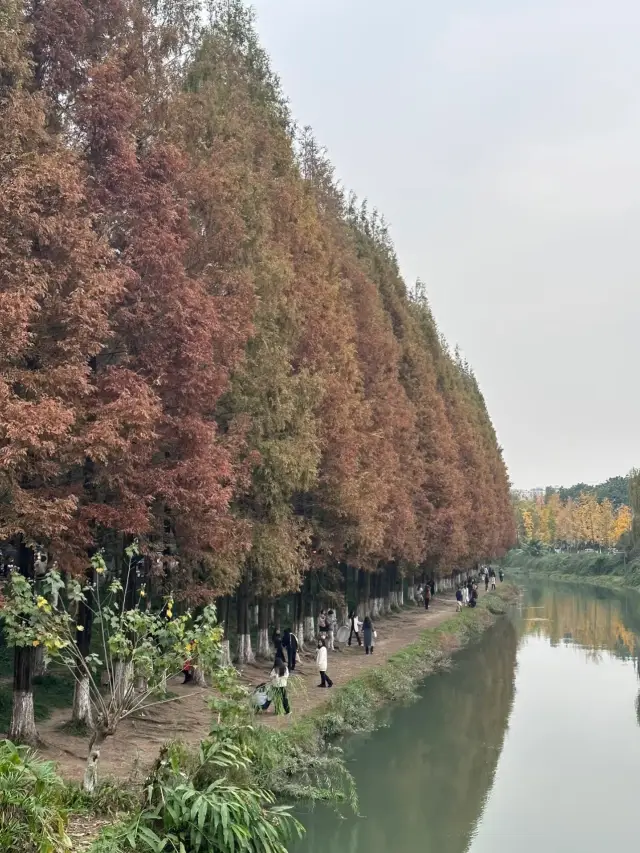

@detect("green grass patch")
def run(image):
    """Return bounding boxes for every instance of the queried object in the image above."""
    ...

[502,551,640,591]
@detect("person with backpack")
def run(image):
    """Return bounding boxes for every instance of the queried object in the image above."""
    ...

[316,638,333,687]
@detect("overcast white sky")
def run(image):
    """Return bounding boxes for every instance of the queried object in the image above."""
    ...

[251,0,640,489]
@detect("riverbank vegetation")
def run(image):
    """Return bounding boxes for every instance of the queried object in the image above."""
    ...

[503,550,640,590]
[0,586,516,852]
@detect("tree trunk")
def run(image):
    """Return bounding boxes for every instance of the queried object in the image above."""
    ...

[256,596,271,658]
[217,596,232,666]
[235,588,255,665]
[382,566,391,613]
[9,645,38,745]
[73,598,95,727]
[72,675,94,729]
[83,728,109,793]
[294,592,305,650]
[9,541,38,743]
[192,666,207,687]
[33,644,47,678]
[303,579,315,642]
[113,660,133,706]
[407,573,416,603]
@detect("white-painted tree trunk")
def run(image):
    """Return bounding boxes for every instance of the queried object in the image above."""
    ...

[304,616,315,643]
[383,595,391,614]
[235,634,255,665]
[371,598,379,618]
[251,604,259,628]
[256,627,270,658]
[220,639,231,666]
[390,591,397,609]
[113,660,133,705]
[407,585,416,603]
[193,666,207,687]
[83,731,107,793]
[295,620,305,649]
[33,645,47,677]
[72,675,94,728]
[8,691,38,745]
[398,586,404,607]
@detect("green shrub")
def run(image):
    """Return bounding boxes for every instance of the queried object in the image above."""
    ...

[0,739,72,853]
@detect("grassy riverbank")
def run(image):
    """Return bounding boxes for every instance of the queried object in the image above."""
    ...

[2,586,518,851]
[287,585,517,750]
[502,551,640,591]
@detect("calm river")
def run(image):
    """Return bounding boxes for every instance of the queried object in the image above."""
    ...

[293,579,640,853]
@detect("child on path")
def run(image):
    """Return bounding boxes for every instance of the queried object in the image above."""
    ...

[424,584,432,611]
[316,638,333,687]
[456,586,463,612]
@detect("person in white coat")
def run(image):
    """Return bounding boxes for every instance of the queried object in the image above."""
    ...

[316,638,333,687]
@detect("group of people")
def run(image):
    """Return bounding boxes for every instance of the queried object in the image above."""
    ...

[257,567,507,715]
[454,567,504,611]
[346,612,376,654]
[258,608,379,715]
[417,580,436,610]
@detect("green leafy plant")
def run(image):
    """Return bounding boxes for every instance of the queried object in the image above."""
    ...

[1,545,224,792]
[0,739,72,853]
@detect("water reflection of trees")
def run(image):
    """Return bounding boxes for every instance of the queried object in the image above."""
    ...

[520,583,640,662]
[296,618,518,853]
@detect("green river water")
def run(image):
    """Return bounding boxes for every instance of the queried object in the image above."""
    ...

[292,579,640,853]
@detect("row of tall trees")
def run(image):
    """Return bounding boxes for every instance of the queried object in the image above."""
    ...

[0,0,514,740]
[513,490,632,551]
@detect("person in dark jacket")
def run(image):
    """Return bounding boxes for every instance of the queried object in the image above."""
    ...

[429,579,436,598]
[272,630,286,667]
[424,584,432,610]
[362,616,375,654]
[282,628,298,671]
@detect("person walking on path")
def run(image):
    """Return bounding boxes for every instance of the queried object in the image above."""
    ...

[462,584,469,607]
[318,610,327,639]
[484,572,489,592]
[456,586,463,612]
[470,585,478,608]
[362,615,375,654]
[424,584,432,611]
[429,579,436,598]
[327,609,337,651]
[348,611,362,646]
[499,569,504,583]
[269,660,291,715]
[316,639,333,687]
[490,569,497,591]
[282,628,298,671]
